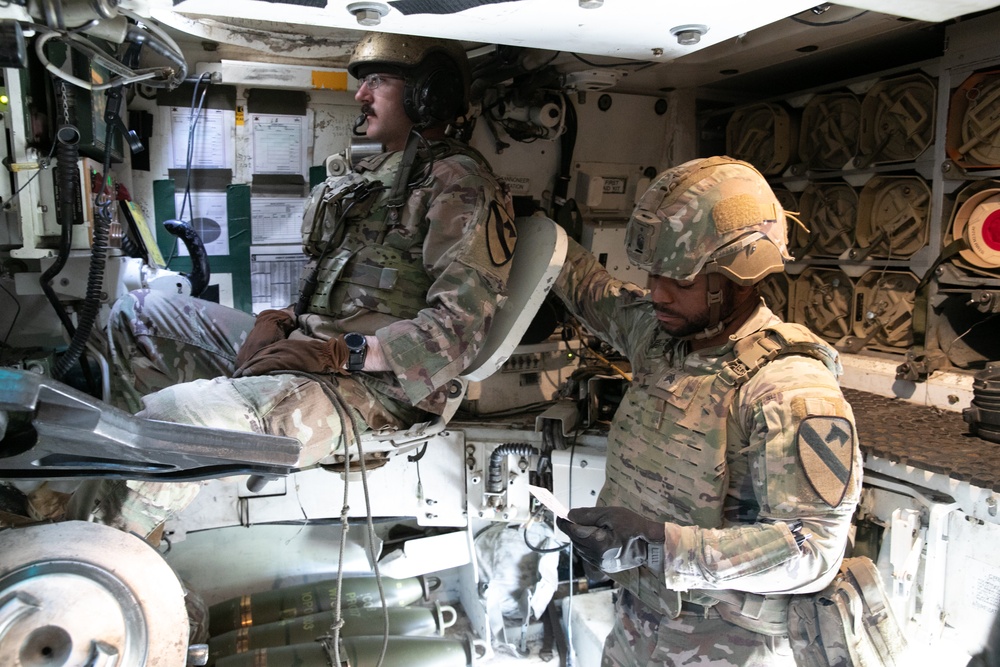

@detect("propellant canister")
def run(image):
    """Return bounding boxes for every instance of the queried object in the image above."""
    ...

[208,576,431,637]
[208,603,457,664]
[214,635,473,667]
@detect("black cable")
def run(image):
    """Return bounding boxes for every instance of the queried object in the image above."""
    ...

[570,52,653,68]
[39,121,82,347]
[165,73,210,268]
[0,281,21,347]
[178,72,210,222]
[4,138,58,210]
[125,24,189,86]
[52,85,117,382]
[407,442,429,462]
[454,400,556,419]
[523,510,570,554]
[533,51,563,70]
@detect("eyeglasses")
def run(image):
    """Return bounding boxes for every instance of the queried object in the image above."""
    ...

[360,73,404,90]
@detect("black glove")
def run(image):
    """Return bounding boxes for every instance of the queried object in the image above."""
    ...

[557,506,665,573]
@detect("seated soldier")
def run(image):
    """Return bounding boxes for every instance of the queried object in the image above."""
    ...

[70,32,517,539]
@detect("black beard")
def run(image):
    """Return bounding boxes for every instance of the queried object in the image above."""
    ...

[655,282,741,338]
[656,308,712,338]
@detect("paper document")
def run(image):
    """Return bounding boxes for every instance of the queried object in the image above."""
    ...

[528,484,570,521]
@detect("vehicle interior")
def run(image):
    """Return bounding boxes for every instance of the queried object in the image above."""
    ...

[2,1,1000,665]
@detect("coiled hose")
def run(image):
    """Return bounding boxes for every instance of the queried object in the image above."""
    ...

[39,125,82,359]
[43,115,111,381]
[487,443,539,494]
[54,190,111,379]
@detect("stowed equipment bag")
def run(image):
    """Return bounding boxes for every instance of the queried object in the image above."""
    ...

[788,557,907,667]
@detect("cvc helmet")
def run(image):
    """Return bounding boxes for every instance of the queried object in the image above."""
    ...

[625,156,790,285]
[348,32,471,125]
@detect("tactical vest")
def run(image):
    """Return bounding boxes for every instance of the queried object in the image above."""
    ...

[601,322,839,620]
[299,141,485,322]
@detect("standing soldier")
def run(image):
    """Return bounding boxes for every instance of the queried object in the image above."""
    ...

[555,156,861,666]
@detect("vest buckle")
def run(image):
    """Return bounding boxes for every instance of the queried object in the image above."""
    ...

[719,359,750,386]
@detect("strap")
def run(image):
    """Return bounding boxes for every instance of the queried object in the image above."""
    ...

[698,589,790,636]
[844,558,902,661]
[846,558,886,617]
[916,236,966,290]
[386,131,423,211]
[832,586,865,666]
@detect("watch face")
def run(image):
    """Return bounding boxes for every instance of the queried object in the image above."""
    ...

[344,332,366,350]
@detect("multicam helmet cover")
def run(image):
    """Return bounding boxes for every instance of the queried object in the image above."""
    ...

[625,156,790,285]
[347,32,470,112]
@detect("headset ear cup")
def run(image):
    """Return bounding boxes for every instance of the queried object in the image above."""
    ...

[403,80,422,123]
[420,69,464,122]
[404,56,466,125]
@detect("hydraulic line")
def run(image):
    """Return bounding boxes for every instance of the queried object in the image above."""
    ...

[487,443,539,494]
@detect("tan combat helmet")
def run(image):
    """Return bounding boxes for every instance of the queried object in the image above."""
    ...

[625,156,790,285]
[348,32,471,125]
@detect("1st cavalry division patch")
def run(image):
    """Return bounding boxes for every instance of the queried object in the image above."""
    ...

[797,416,854,507]
[486,200,517,267]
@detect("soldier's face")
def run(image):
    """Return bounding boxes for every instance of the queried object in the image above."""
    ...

[355,73,414,151]
[647,272,739,338]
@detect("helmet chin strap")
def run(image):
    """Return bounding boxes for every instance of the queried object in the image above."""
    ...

[686,273,759,341]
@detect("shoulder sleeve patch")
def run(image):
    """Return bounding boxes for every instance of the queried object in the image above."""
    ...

[797,415,854,507]
[486,199,517,267]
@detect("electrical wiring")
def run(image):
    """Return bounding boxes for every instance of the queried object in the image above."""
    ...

[177,72,211,223]
[0,281,21,348]
[34,31,171,91]
[583,346,632,382]
[120,9,186,57]
[31,8,188,93]
[565,321,632,382]
[522,507,570,554]
[294,374,390,667]
[2,138,58,211]
[118,8,189,87]
[570,52,652,69]
[534,50,563,71]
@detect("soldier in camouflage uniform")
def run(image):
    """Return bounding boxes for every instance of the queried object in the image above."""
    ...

[554,157,861,666]
[69,33,517,538]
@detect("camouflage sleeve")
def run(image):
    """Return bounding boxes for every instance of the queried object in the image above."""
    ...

[660,354,862,594]
[375,158,515,405]
[552,237,650,357]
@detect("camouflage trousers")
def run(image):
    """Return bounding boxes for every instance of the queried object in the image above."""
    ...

[69,290,412,539]
[601,589,796,667]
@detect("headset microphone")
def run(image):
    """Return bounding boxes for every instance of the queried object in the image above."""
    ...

[352,113,368,136]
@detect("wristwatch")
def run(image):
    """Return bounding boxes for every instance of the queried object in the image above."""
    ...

[344,332,367,372]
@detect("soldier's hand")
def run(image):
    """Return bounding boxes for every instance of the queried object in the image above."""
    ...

[233,337,350,378]
[234,309,296,370]
[557,506,665,573]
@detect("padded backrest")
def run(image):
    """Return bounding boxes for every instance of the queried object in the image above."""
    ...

[362,214,566,444]
[461,214,568,383]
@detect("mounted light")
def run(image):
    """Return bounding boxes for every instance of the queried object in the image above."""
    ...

[579,0,603,8]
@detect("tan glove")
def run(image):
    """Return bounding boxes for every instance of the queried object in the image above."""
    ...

[232,337,351,378]
[234,309,297,369]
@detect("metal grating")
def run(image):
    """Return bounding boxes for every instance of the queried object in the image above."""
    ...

[844,388,1000,492]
